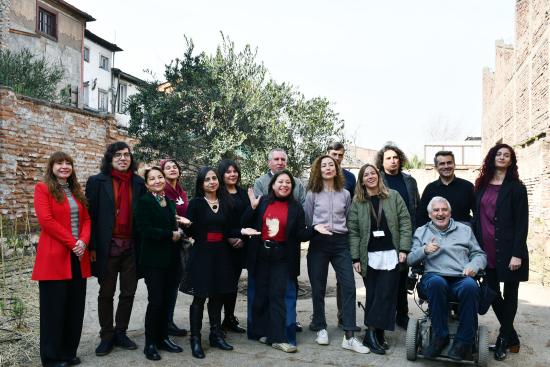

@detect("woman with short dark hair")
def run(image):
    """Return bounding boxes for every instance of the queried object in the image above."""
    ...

[473,143,529,361]
[134,167,184,361]
[243,170,309,353]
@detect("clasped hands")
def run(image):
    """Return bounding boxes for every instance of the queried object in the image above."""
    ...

[72,239,87,260]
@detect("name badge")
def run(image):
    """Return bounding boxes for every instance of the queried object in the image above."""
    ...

[373,230,385,238]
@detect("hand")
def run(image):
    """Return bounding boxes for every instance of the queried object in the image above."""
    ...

[176,215,191,226]
[241,228,261,237]
[509,256,522,271]
[424,237,440,255]
[248,188,261,209]
[314,224,333,235]
[463,267,477,277]
[72,240,86,257]
[399,252,407,263]
[228,238,244,249]
[90,250,97,262]
[172,231,181,242]
[353,262,361,273]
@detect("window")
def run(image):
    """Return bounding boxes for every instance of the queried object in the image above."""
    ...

[82,82,89,107]
[117,84,128,113]
[83,47,90,62]
[98,89,108,112]
[37,6,57,39]
[100,55,109,71]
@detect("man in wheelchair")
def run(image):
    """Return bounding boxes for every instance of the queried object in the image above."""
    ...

[408,196,486,361]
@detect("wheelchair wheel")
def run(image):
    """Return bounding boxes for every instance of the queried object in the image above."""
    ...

[476,325,489,367]
[406,318,419,361]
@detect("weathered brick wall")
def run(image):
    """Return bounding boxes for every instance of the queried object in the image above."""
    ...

[482,0,550,284]
[0,87,137,223]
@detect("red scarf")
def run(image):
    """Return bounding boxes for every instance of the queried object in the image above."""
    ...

[111,169,133,233]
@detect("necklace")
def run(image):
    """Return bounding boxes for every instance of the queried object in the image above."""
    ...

[204,196,218,210]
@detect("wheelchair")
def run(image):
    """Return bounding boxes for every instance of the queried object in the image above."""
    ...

[405,266,489,366]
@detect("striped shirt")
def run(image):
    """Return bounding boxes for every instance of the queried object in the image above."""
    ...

[61,184,79,238]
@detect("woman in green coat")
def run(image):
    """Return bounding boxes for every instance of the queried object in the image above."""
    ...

[347,164,412,354]
[134,167,184,361]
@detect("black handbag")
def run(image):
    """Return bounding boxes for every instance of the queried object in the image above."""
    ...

[178,237,195,295]
[478,278,497,315]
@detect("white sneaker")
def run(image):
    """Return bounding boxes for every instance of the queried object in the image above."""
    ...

[272,343,298,353]
[258,336,267,344]
[315,329,329,345]
[342,336,370,354]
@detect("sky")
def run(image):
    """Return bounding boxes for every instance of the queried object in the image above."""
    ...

[70,0,516,157]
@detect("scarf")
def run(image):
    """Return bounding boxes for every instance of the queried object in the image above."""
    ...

[111,169,133,232]
[164,181,189,216]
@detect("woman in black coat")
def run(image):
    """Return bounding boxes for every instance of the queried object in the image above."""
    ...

[242,170,311,353]
[473,143,529,361]
[134,167,184,361]
[217,159,250,333]
[181,167,237,359]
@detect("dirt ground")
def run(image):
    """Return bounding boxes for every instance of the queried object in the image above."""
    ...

[4,248,550,367]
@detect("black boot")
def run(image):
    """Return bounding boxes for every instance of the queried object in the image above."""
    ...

[167,321,188,337]
[209,326,234,350]
[362,329,385,355]
[222,315,246,333]
[190,304,205,359]
[494,336,508,361]
[375,328,389,350]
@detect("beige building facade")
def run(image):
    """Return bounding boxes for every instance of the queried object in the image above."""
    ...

[1,0,94,104]
[482,0,550,283]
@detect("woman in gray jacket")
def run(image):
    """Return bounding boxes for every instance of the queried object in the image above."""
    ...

[348,164,412,354]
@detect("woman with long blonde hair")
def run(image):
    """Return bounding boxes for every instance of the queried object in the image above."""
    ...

[348,164,411,354]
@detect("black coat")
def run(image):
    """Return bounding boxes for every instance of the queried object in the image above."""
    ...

[85,172,147,281]
[473,178,529,282]
[134,193,177,268]
[242,197,311,279]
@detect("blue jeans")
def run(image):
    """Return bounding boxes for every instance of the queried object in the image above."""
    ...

[419,273,479,345]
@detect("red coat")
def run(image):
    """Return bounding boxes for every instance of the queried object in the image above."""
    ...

[32,182,91,280]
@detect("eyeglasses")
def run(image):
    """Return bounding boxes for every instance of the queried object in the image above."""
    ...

[113,152,131,159]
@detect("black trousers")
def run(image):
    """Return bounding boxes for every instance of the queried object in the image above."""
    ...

[307,233,357,331]
[223,249,244,318]
[166,260,183,323]
[39,256,86,366]
[143,259,180,344]
[97,249,138,340]
[396,265,409,319]
[251,244,289,343]
[486,269,520,340]
[363,265,399,331]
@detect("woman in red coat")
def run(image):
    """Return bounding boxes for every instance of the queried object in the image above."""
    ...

[32,151,91,367]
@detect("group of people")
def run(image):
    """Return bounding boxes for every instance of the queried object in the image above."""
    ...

[32,140,529,366]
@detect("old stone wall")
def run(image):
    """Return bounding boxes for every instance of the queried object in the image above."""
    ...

[0,86,136,224]
[482,0,550,284]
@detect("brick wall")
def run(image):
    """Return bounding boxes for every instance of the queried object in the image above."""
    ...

[0,86,136,222]
[482,0,550,284]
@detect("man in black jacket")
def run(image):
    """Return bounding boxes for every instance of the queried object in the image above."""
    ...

[416,151,475,228]
[376,143,420,330]
[86,141,147,356]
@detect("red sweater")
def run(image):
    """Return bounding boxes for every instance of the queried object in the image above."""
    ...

[32,182,91,280]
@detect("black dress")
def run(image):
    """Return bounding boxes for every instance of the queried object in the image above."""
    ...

[186,198,236,297]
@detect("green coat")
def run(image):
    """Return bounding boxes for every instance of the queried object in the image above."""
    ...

[134,192,177,268]
[347,189,412,278]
